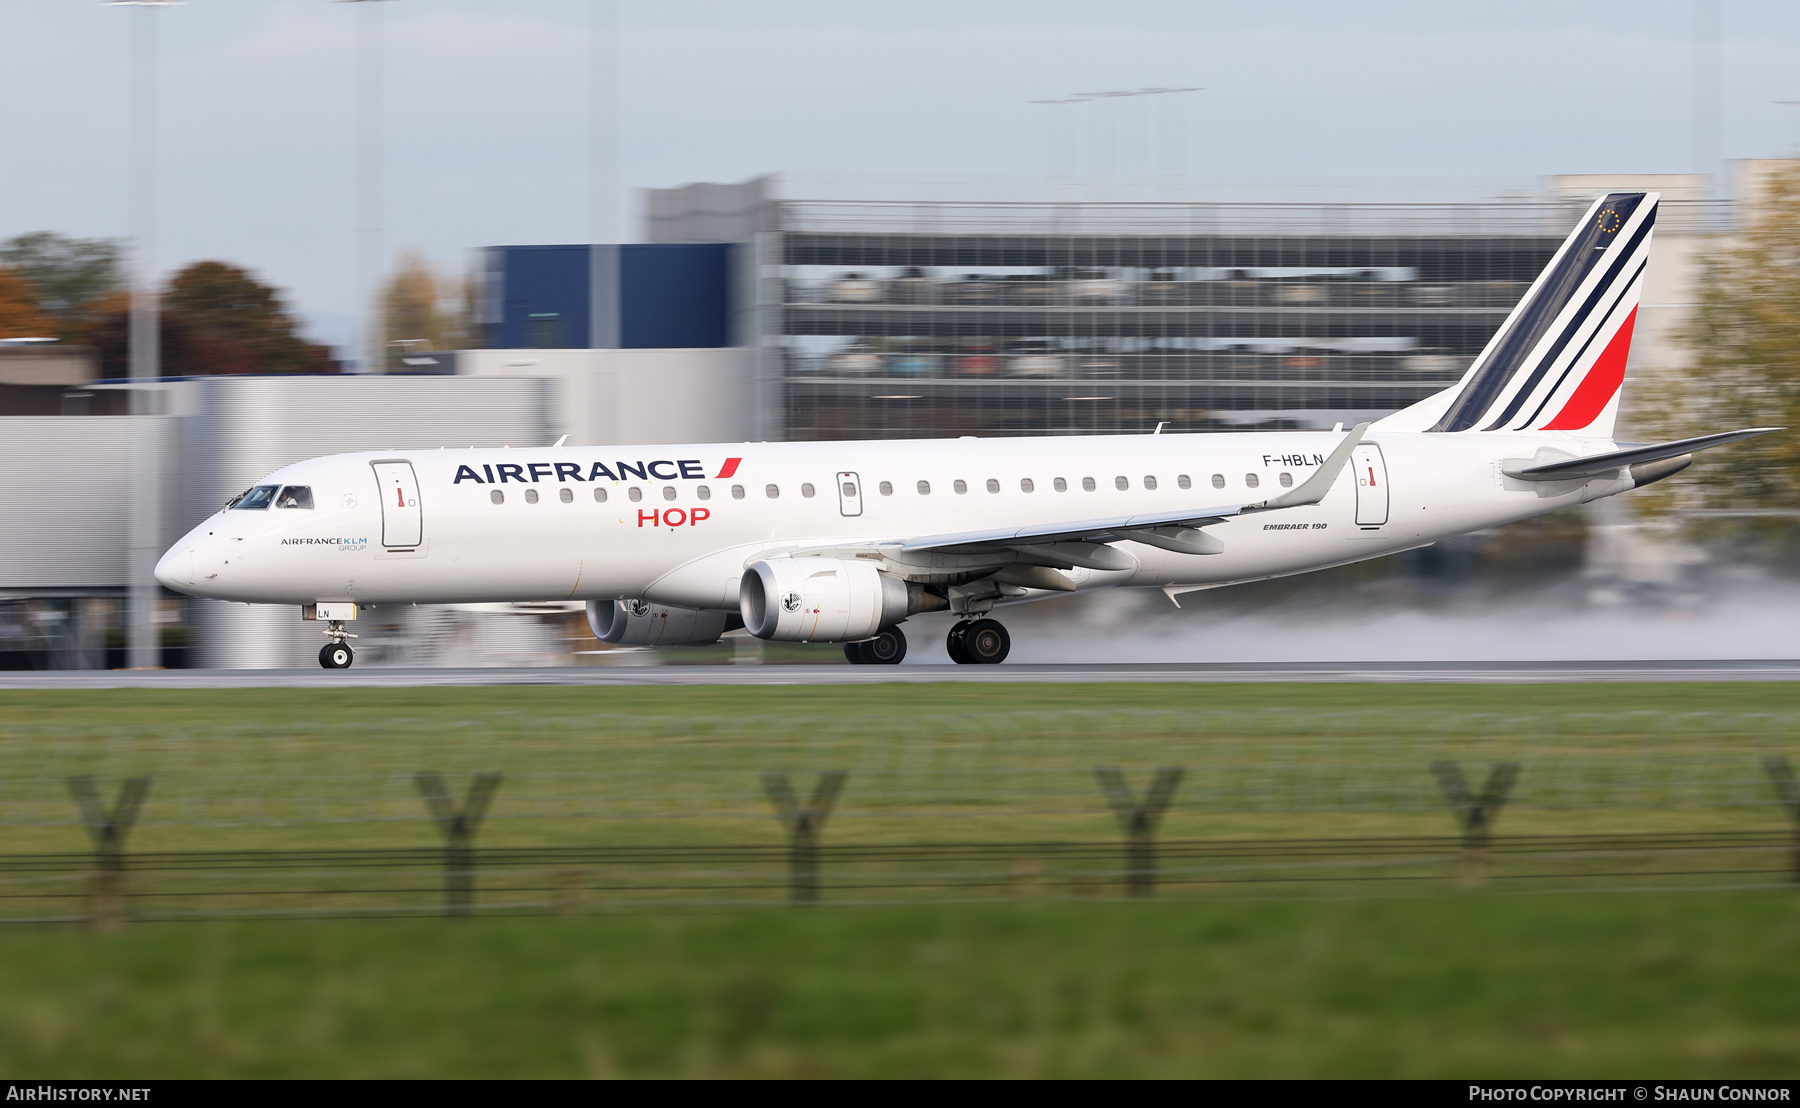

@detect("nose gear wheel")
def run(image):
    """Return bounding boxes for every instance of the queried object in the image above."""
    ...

[319,642,354,669]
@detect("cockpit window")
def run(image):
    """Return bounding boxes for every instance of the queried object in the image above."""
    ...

[228,485,280,511]
[276,485,314,509]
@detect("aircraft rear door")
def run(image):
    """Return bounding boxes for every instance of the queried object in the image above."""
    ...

[1352,443,1389,527]
[836,471,863,517]
[372,460,423,547]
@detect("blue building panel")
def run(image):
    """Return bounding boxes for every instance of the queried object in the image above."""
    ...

[486,243,731,350]
[620,244,731,349]
[490,245,592,350]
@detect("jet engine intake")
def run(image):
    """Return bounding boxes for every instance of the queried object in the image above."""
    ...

[587,599,735,646]
[740,558,914,642]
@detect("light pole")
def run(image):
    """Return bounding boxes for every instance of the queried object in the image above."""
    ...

[106,0,180,670]
[1034,87,1203,196]
[1071,87,1203,183]
[590,0,616,347]
[1028,98,1083,188]
[589,0,617,442]
[1693,0,1721,197]
[339,0,395,373]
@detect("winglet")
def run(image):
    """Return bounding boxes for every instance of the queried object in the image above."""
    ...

[1250,422,1369,511]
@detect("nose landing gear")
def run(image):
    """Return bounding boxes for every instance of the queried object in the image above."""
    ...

[946,618,1010,665]
[318,620,357,669]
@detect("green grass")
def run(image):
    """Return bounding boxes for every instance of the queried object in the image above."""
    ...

[4,893,1800,1077]
[3,684,1800,1076]
[2,683,1799,855]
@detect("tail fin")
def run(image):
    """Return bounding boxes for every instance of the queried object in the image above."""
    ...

[1410,192,1656,438]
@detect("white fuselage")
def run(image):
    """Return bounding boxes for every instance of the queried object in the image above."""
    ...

[155,429,1633,610]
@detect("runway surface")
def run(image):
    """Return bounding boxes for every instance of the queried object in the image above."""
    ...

[3,659,1800,689]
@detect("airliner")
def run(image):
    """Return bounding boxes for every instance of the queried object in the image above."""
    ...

[156,192,1774,668]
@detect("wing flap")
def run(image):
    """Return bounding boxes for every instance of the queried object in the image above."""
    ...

[901,422,1369,556]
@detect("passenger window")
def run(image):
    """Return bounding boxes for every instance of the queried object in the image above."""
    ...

[491,490,505,505]
[1054,477,1068,492]
[1245,473,1260,489]
[525,488,540,504]
[1114,476,1129,491]
[879,481,893,496]
[1279,472,1294,488]
[842,481,857,497]
[1020,478,1035,493]
[1081,477,1096,492]
[1211,474,1226,489]
[801,483,816,498]
[229,485,279,511]
[697,485,711,500]
[1178,475,1192,490]
[662,486,677,501]
[629,487,643,502]
[953,479,968,494]
[594,487,608,503]
[731,484,745,499]
[766,484,780,499]
[986,478,1000,494]
[1143,476,1158,491]
[560,487,573,503]
[917,480,931,495]
[276,486,314,509]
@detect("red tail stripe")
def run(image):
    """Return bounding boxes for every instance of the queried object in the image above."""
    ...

[1541,308,1637,431]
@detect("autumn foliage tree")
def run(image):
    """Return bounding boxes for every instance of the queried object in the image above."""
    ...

[0,232,123,344]
[380,251,475,365]
[95,261,334,376]
[1670,165,1800,510]
[0,267,56,339]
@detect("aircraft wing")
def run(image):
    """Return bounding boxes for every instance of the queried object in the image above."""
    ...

[898,504,1247,554]
[1503,427,1782,481]
[898,422,1370,558]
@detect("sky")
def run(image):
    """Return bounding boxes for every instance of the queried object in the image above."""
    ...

[4,1,1800,353]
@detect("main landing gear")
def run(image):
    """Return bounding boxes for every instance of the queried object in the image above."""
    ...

[946,618,1010,665]
[844,625,907,665]
[318,620,356,669]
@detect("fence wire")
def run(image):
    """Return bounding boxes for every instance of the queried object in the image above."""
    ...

[6,707,1800,921]
[2,708,1797,833]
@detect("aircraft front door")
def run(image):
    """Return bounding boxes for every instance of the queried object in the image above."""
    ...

[372,460,423,547]
[837,471,863,517]
[1352,443,1389,527]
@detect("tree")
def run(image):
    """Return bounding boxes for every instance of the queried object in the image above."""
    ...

[94,261,335,376]
[0,267,56,339]
[1661,165,1800,512]
[0,232,123,343]
[380,251,474,367]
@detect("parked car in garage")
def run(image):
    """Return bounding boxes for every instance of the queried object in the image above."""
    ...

[1005,340,1070,378]
[827,272,883,303]
[829,343,884,375]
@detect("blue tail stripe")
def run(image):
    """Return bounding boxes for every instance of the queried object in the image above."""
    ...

[1428,192,1645,433]
[1481,209,1655,431]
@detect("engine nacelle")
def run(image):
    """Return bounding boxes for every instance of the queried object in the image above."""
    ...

[587,599,733,646]
[740,557,910,642]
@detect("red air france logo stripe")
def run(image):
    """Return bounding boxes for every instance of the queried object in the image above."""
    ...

[1541,307,1637,431]
[715,457,742,479]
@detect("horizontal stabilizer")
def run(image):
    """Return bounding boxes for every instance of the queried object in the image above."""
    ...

[1503,428,1781,482]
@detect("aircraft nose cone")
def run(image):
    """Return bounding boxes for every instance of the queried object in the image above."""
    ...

[154,546,190,591]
